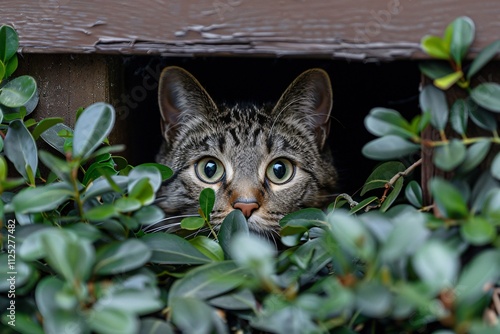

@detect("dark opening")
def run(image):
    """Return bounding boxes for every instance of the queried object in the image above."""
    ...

[121,56,420,195]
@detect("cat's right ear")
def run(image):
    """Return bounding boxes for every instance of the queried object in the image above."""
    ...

[158,66,217,140]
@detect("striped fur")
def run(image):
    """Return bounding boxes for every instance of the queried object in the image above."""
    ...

[155,67,337,234]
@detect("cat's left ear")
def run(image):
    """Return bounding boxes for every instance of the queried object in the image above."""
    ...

[273,68,333,149]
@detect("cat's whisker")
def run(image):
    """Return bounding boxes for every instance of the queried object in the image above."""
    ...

[186,227,211,239]
[142,214,199,232]
[145,222,182,233]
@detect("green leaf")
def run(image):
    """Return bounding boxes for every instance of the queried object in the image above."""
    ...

[349,196,378,214]
[12,183,73,214]
[470,83,500,113]
[114,197,142,212]
[190,236,225,261]
[140,318,174,334]
[31,117,64,140]
[4,119,37,181]
[421,35,450,60]
[40,122,73,154]
[420,84,448,131]
[380,209,429,262]
[181,216,205,230]
[468,100,497,131]
[450,99,468,135]
[355,280,392,317]
[94,239,151,275]
[0,156,7,180]
[39,150,72,182]
[168,261,245,301]
[18,226,53,261]
[362,135,420,160]
[4,54,17,78]
[461,216,496,245]
[492,152,500,180]
[141,233,211,264]
[361,161,405,195]
[0,75,37,108]
[405,180,423,208]
[128,165,162,193]
[449,16,475,66]
[380,177,404,212]
[218,209,249,259]
[412,240,459,292]
[93,289,163,316]
[251,305,319,334]
[200,188,216,220]
[457,249,500,303]
[364,108,415,139]
[430,178,468,219]
[137,162,173,181]
[467,40,500,79]
[82,159,117,186]
[42,230,95,284]
[1,312,44,334]
[483,189,500,221]
[170,297,214,334]
[419,61,454,80]
[83,175,128,200]
[89,307,138,334]
[73,102,115,159]
[471,171,498,214]
[128,178,155,206]
[434,70,463,90]
[457,140,491,174]
[280,208,326,226]
[329,211,375,260]
[230,233,276,277]
[0,60,5,81]
[209,288,256,310]
[84,204,118,221]
[0,25,19,63]
[89,144,126,160]
[35,277,87,334]
[134,205,165,226]
[0,254,33,291]
[433,139,467,171]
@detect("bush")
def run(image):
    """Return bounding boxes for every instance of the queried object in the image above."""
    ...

[1,17,500,334]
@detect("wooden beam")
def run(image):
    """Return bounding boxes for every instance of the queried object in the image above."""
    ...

[16,54,129,157]
[3,0,499,61]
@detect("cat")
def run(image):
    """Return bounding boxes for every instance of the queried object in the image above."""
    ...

[154,66,337,236]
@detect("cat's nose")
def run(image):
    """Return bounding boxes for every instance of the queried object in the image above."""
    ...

[233,201,260,218]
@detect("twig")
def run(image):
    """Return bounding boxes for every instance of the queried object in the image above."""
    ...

[336,193,359,208]
[380,158,422,204]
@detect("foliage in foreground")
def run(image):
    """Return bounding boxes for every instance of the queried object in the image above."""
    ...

[0,17,500,334]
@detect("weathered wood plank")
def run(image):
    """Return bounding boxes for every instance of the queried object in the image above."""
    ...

[3,0,499,60]
[16,54,129,155]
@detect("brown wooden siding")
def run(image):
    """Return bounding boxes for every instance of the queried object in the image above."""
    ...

[3,0,500,60]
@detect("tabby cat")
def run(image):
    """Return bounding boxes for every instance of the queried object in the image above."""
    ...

[155,66,337,235]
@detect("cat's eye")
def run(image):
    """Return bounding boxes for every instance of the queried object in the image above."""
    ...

[266,158,295,185]
[195,157,225,183]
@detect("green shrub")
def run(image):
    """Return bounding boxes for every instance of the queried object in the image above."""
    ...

[1,17,500,334]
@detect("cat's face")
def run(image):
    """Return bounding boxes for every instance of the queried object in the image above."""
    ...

[155,67,337,234]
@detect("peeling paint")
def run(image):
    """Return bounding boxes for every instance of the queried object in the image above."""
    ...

[3,0,499,61]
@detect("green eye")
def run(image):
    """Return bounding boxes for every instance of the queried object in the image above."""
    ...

[266,158,294,184]
[195,157,225,183]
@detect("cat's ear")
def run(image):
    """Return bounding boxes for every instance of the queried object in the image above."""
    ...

[158,66,217,139]
[273,68,333,148]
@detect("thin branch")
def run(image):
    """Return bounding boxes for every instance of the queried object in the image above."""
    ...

[380,158,422,203]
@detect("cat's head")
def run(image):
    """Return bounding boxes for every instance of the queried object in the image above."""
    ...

[155,66,337,235]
